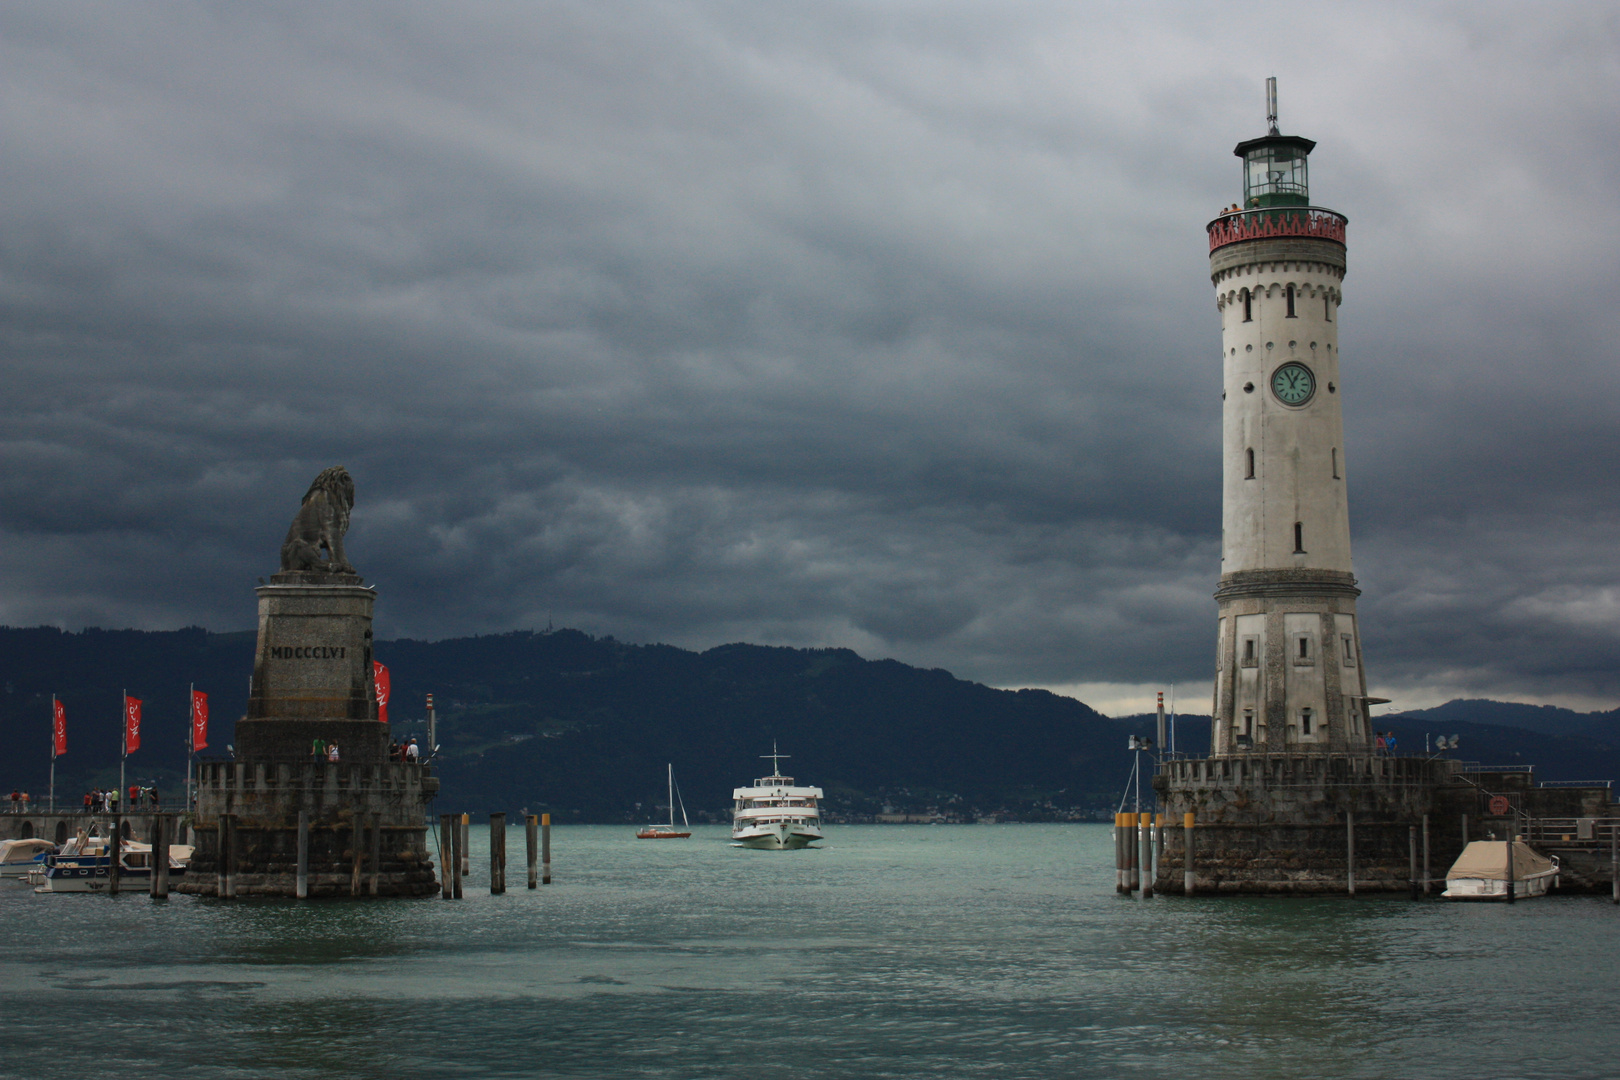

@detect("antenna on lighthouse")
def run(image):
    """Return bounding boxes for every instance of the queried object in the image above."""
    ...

[1266,76,1279,134]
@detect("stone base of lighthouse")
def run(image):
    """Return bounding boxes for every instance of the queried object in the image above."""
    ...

[1151,755,1619,894]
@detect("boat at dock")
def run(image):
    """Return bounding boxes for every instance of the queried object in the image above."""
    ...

[1442,840,1560,900]
[0,838,57,880]
[732,745,823,849]
[31,828,192,893]
[637,764,692,839]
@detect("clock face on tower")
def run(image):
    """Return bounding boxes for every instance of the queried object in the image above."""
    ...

[1270,362,1316,405]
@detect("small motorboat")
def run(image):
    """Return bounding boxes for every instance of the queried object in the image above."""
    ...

[31,828,192,893]
[1442,840,1559,900]
[0,838,57,879]
[637,764,692,839]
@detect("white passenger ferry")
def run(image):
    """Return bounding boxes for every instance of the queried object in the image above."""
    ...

[732,746,824,849]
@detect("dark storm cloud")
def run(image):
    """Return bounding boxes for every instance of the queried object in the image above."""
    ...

[1,2,1617,710]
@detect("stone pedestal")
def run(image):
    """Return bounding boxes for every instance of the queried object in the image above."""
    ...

[178,574,438,897]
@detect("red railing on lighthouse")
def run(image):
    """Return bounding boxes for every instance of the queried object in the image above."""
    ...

[1207,207,1347,253]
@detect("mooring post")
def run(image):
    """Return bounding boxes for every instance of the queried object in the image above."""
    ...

[1154,813,1165,883]
[541,812,551,885]
[1183,811,1195,896]
[526,814,539,890]
[1346,810,1356,898]
[490,812,506,895]
[215,815,227,898]
[222,814,237,899]
[1505,825,1516,904]
[1461,812,1469,847]
[296,811,309,900]
[460,813,470,877]
[369,813,382,897]
[438,814,454,899]
[150,814,169,898]
[1139,812,1153,898]
[1610,819,1617,905]
[350,817,363,897]
[452,815,464,899]
[1409,825,1420,900]
[109,816,122,895]
[1422,814,1431,896]
[1114,814,1125,894]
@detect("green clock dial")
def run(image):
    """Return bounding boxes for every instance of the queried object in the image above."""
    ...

[1270,362,1316,405]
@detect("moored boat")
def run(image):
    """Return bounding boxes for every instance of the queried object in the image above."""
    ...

[637,764,692,839]
[732,745,823,850]
[0,838,57,880]
[1442,840,1559,900]
[32,829,192,893]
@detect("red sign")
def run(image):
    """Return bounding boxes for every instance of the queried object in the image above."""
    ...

[374,662,391,725]
[124,695,142,754]
[1488,795,1511,816]
[52,700,66,757]
[191,690,209,751]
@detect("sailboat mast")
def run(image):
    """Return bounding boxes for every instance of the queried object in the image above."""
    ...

[668,763,675,829]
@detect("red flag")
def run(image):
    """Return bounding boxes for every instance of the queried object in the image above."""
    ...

[373,662,390,725]
[124,695,142,754]
[191,690,209,751]
[52,699,66,757]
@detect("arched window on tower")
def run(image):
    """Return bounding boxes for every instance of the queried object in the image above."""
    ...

[1241,288,1252,322]
[1286,284,1296,318]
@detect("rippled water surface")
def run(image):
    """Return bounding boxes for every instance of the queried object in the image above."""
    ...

[3,824,1617,1079]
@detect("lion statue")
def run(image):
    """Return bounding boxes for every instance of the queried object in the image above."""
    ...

[279,466,357,574]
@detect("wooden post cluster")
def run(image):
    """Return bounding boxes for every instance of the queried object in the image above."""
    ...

[541,812,551,885]
[489,812,507,895]
[459,813,470,877]
[149,815,170,898]
[1138,812,1153,899]
[526,814,539,889]
[439,814,455,900]
[1114,814,1126,893]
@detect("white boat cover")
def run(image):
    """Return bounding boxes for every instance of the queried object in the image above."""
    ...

[0,838,56,863]
[1446,841,1554,881]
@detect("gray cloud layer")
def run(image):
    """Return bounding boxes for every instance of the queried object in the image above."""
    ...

[2,2,1618,708]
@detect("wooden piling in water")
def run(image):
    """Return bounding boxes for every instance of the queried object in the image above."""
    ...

[296,811,309,899]
[1139,813,1153,898]
[150,815,169,898]
[460,813,470,877]
[439,814,454,899]
[490,812,506,895]
[541,812,551,885]
[222,814,237,899]
[109,817,122,895]
[1409,825,1420,900]
[1182,812,1195,896]
[350,817,364,897]
[1113,814,1125,893]
[1422,814,1431,896]
[1611,821,1617,905]
[1346,810,1356,898]
[526,814,538,889]
[369,814,382,897]
[1461,812,1469,847]
[452,815,464,899]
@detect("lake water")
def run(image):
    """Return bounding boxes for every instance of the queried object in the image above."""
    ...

[2,824,1617,1079]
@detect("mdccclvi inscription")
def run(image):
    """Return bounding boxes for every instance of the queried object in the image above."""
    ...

[270,645,348,660]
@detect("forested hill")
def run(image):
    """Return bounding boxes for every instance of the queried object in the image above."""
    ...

[0,627,1136,819]
[4,626,1616,821]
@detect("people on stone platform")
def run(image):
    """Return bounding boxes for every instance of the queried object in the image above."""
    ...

[83,791,93,813]
[405,738,419,763]
[107,788,118,812]
[311,737,327,761]
[1385,732,1398,754]
[8,790,17,813]
[1374,732,1387,756]
[149,787,160,809]
[327,743,340,762]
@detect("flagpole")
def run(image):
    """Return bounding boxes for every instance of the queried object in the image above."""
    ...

[120,688,127,812]
[49,694,57,813]
[187,683,195,816]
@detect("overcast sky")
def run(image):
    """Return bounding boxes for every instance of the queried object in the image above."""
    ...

[2,2,1617,714]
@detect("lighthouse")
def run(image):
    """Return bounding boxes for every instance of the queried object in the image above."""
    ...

[1206,80,1369,756]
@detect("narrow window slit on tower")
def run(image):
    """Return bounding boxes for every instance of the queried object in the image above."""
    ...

[1301,708,1313,736]
[1324,295,1331,321]
[1242,288,1252,322]
[1294,522,1304,553]
[1286,285,1296,318]
[1332,448,1339,479]
[1299,637,1308,659]
[1246,448,1255,478]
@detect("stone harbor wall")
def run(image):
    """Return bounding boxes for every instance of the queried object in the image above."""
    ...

[1151,754,1619,894]
[175,759,440,897]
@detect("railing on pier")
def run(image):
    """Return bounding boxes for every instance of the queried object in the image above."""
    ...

[1207,206,1347,253]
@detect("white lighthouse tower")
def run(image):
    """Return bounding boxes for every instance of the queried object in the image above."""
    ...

[1207,80,1369,756]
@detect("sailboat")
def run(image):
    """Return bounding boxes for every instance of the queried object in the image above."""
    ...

[636,764,692,838]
